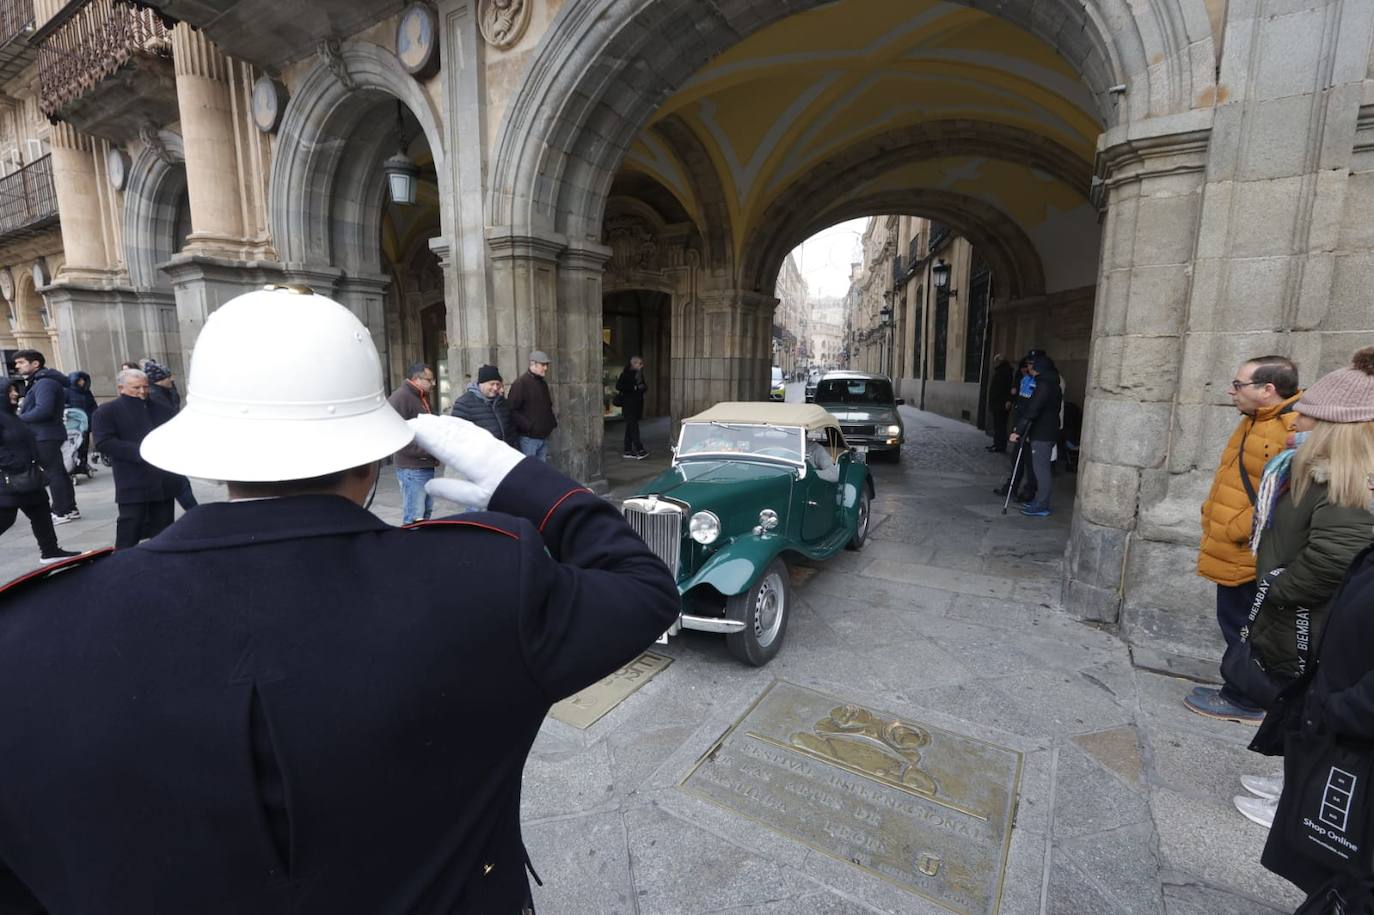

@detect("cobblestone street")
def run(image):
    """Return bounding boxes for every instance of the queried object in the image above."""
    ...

[540,409,1302,914]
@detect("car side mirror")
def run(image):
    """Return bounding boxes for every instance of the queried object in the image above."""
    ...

[895,398,905,406]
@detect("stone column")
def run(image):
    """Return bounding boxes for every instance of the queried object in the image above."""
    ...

[671,286,776,424]
[1062,119,1212,629]
[170,25,246,256]
[162,255,285,374]
[436,0,491,386]
[49,124,110,281]
[486,228,563,379]
[556,240,612,489]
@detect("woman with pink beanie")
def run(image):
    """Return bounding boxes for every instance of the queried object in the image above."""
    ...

[1230,347,1374,909]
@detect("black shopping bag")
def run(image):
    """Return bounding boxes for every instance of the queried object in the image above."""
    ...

[1280,732,1374,876]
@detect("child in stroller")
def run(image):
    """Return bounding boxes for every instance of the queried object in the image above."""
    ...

[62,407,96,481]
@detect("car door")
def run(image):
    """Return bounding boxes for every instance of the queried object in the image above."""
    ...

[800,432,841,542]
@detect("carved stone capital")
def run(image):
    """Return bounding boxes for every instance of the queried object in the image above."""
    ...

[485,226,566,264]
[317,38,357,91]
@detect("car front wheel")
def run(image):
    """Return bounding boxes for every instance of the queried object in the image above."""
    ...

[725,558,790,666]
[846,485,871,551]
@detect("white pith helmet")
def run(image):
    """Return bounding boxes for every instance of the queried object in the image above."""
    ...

[141,285,414,482]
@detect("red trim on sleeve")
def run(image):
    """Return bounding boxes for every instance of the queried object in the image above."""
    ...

[404,519,520,540]
[539,488,593,533]
[0,548,115,594]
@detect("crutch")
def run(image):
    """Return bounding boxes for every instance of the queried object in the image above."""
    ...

[1002,438,1027,515]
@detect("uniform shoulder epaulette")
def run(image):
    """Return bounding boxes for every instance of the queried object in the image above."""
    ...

[0,548,116,597]
[403,519,521,540]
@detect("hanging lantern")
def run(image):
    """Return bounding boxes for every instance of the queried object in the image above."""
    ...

[384,151,420,206]
[385,100,419,206]
[931,258,951,290]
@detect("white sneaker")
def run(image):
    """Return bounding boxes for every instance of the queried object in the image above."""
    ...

[50,513,72,526]
[1241,773,1284,800]
[1234,794,1278,828]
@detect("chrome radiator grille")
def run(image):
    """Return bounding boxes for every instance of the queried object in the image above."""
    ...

[622,498,683,578]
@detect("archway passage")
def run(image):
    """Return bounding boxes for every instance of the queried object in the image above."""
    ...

[569,0,1112,437]
[268,43,448,405]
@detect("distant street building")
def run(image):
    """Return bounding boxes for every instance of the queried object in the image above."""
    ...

[772,252,806,374]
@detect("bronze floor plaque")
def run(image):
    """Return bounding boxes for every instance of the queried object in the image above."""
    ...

[549,651,673,729]
[682,680,1021,915]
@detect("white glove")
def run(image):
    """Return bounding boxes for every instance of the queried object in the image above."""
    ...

[408,414,525,511]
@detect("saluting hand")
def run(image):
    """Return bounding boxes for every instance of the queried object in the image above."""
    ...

[409,414,525,511]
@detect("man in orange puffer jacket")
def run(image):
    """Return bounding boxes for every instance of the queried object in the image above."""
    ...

[1187,355,1301,723]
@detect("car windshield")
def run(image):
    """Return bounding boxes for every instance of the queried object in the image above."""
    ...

[677,422,805,464]
[814,378,894,405]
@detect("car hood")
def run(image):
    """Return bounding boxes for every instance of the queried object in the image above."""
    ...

[637,460,795,514]
[817,404,900,424]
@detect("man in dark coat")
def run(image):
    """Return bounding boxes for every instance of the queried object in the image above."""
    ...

[985,353,1013,453]
[386,362,441,524]
[616,355,648,459]
[0,287,680,915]
[451,363,517,446]
[0,381,80,564]
[1008,353,1062,517]
[506,349,556,462]
[13,349,78,523]
[91,368,186,548]
[143,360,197,510]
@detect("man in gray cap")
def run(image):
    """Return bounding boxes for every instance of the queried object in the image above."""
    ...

[507,349,556,462]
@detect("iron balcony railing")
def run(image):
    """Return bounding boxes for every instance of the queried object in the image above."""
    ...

[0,154,58,240]
[37,0,170,118]
[0,0,33,47]
[927,222,951,256]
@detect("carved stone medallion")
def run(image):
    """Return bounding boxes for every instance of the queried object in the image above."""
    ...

[478,0,530,51]
[251,75,288,134]
[396,3,439,78]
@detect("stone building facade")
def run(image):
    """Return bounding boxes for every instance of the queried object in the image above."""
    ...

[16,0,1374,662]
[771,251,806,375]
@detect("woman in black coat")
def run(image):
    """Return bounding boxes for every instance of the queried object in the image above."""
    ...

[0,381,78,564]
[615,356,648,459]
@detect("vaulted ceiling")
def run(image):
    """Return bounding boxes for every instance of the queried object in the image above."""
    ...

[619,0,1105,295]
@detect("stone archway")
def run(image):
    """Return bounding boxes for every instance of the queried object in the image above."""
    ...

[269,41,449,358]
[124,128,188,292]
[10,271,52,355]
[488,0,1213,242]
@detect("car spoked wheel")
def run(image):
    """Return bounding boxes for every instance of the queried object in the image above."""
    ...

[846,485,871,551]
[725,557,790,666]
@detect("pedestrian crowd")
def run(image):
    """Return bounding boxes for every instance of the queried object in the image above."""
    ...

[979,344,1374,910]
[987,347,1074,518]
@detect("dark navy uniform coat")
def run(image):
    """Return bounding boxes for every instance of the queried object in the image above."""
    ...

[0,458,679,914]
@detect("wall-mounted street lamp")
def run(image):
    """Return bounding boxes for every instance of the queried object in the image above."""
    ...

[931,258,955,296]
[384,102,420,206]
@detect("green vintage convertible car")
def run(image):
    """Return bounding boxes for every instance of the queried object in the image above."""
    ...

[621,402,873,665]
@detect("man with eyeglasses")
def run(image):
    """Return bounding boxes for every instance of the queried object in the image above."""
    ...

[1186,355,1302,723]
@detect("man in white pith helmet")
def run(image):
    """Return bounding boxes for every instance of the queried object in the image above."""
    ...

[0,286,679,914]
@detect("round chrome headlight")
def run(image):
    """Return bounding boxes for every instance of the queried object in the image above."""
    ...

[689,510,721,545]
[758,508,780,531]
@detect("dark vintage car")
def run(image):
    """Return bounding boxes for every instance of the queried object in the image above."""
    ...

[808,371,905,461]
[621,402,873,665]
